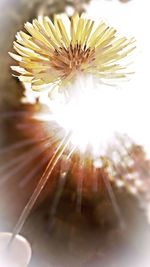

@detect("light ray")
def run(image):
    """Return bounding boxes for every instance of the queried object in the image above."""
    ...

[0,137,51,171]
[8,131,72,246]
[102,173,126,230]
[19,154,51,188]
[66,145,76,160]
[76,161,84,213]
[92,166,99,193]
[0,139,51,185]
[48,170,68,229]
[0,111,32,118]
[0,138,41,156]
[48,150,73,228]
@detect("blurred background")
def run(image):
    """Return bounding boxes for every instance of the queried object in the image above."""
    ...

[1,0,150,267]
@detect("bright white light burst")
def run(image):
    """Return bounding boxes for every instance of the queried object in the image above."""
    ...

[34,74,130,156]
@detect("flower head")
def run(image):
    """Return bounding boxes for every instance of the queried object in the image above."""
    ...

[10,13,135,93]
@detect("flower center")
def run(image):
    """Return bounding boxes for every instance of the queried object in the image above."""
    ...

[50,44,95,77]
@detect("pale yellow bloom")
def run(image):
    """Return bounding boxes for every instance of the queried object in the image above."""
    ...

[10,13,135,92]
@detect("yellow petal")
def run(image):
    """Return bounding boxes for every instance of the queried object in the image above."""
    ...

[11,66,31,75]
[88,21,107,47]
[76,18,85,44]
[70,12,80,47]
[9,52,22,62]
[44,16,62,46]
[57,18,70,48]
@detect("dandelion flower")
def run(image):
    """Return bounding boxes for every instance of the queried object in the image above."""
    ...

[10,13,135,93]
